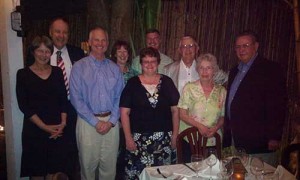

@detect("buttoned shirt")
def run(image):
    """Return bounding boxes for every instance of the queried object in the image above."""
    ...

[178,81,226,145]
[178,60,198,95]
[70,55,124,126]
[227,53,257,119]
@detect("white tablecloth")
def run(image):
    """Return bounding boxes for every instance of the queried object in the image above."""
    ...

[139,161,296,180]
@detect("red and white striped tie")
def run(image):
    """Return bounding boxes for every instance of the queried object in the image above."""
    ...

[56,51,69,95]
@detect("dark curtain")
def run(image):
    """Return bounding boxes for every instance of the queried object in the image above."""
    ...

[23,0,298,146]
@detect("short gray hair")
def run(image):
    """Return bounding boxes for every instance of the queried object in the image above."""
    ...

[196,53,219,74]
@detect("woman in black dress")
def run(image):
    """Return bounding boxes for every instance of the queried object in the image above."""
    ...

[16,36,69,179]
[120,47,180,179]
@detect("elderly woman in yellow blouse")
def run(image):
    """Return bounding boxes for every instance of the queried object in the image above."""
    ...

[178,53,226,162]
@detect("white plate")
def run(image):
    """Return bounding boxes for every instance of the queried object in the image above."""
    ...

[150,169,173,178]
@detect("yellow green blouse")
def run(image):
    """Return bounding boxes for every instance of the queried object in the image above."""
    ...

[178,80,226,145]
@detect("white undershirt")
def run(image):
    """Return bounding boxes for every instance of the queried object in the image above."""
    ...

[178,59,198,95]
[50,46,72,82]
[142,84,157,95]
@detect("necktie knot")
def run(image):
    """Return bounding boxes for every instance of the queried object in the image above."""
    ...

[57,51,62,62]
[56,50,62,56]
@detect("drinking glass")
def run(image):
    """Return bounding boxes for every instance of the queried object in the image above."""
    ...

[191,154,205,177]
[218,158,233,180]
[250,157,264,179]
[205,148,218,180]
[235,147,249,167]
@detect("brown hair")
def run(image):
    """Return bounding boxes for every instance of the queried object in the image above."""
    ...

[30,35,53,55]
[110,40,132,65]
[139,47,161,64]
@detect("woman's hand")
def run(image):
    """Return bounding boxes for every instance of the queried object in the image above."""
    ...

[41,124,62,139]
[206,126,218,138]
[197,124,211,137]
[125,136,137,151]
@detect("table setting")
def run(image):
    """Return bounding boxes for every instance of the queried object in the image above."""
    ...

[139,148,297,180]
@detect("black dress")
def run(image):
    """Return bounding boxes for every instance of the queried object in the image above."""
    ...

[119,75,180,179]
[16,66,70,177]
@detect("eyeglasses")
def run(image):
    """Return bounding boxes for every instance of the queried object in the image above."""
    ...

[180,44,195,49]
[142,60,158,65]
[199,66,213,71]
[234,43,254,50]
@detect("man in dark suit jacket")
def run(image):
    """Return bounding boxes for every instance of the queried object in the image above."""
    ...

[49,17,85,178]
[223,31,286,166]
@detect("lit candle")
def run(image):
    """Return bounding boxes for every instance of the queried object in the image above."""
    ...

[232,173,245,180]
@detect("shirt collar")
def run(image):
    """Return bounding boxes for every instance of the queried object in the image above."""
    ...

[180,59,196,69]
[53,46,67,55]
[90,54,109,65]
[238,52,258,71]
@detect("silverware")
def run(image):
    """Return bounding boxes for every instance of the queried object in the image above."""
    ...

[174,175,184,180]
[157,168,167,178]
[183,163,197,174]
[263,170,275,175]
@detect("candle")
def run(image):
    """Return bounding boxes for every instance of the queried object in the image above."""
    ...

[232,173,245,180]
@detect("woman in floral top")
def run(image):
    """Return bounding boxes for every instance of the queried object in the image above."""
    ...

[111,40,138,84]
[178,53,226,162]
[120,47,179,179]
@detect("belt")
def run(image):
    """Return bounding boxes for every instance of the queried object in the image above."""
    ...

[94,111,111,117]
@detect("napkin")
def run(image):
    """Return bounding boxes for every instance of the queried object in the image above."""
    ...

[173,160,220,179]
[275,165,297,180]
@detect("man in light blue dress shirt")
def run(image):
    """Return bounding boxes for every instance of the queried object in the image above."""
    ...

[70,27,124,180]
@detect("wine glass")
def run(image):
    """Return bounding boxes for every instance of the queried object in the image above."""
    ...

[218,157,233,180]
[205,148,218,180]
[235,147,249,167]
[250,157,264,179]
[191,154,205,177]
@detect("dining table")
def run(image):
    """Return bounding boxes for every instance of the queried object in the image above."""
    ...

[139,158,296,180]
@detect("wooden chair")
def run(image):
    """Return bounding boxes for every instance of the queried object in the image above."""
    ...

[176,127,222,163]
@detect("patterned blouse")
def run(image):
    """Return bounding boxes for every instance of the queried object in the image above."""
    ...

[123,66,139,84]
[178,80,226,145]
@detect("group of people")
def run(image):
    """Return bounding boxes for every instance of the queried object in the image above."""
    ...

[16,17,286,180]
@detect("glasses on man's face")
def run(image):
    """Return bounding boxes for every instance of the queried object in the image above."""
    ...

[234,43,254,50]
[180,44,195,50]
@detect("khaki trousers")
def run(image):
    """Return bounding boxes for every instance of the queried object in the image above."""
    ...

[76,116,119,180]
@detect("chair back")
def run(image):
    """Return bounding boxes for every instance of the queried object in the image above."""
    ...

[176,126,222,163]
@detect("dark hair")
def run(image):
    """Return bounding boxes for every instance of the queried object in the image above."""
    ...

[139,47,161,64]
[110,40,132,65]
[235,30,259,43]
[49,17,69,30]
[30,35,53,55]
[146,28,160,36]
